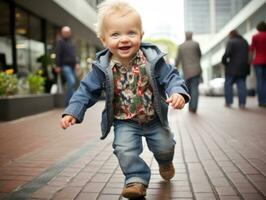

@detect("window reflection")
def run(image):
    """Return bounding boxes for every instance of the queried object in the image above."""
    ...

[0,1,12,71]
[15,7,44,76]
[29,15,44,72]
[16,34,29,76]
[16,8,29,76]
[43,24,59,93]
[46,23,58,61]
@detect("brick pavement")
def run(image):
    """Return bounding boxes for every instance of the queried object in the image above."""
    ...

[0,97,265,200]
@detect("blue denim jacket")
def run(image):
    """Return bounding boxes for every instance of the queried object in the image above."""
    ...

[63,43,190,139]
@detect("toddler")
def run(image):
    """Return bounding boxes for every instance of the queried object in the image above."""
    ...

[61,0,190,198]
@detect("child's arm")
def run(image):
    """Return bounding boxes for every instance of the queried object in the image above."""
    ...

[61,115,77,129]
[166,93,185,109]
[61,66,104,125]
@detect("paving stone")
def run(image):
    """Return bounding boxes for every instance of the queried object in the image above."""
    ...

[210,178,231,187]
[219,196,241,200]
[90,173,112,182]
[68,176,91,187]
[171,191,193,198]
[194,192,216,200]
[105,182,124,188]
[242,193,265,200]
[0,193,8,199]
[52,186,81,200]
[83,182,106,193]
[75,171,95,180]
[31,185,62,199]
[75,192,98,200]
[101,187,122,195]
[0,180,26,193]
[48,176,71,187]
[98,194,121,200]
[191,184,213,193]
[235,183,258,193]
[215,186,237,196]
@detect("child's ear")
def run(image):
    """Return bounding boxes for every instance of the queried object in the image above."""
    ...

[141,32,144,40]
[100,37,107,47]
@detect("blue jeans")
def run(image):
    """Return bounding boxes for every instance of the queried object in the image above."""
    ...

[113,118,175,186]
[255,65,266,105]
[62,65,76,106]
[186,75,201,111]
[224,75,247,106]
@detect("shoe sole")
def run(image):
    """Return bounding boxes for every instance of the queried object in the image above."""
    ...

[122,191,146,199]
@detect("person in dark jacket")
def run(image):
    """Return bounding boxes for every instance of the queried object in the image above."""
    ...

[222,30,250,108]
[55,26,79,106]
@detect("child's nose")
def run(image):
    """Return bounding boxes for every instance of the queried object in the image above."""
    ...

[120,35,130,43]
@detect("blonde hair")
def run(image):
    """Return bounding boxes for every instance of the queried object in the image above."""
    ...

[95,0,142,38]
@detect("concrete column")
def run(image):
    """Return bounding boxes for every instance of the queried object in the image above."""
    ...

[209,0,216,34]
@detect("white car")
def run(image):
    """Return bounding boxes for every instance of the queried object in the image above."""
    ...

[200,77,255,96]
[199,78,225,96]
[208,78,225,96]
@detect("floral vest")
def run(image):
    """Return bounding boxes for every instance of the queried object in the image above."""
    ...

[111,50,156,124]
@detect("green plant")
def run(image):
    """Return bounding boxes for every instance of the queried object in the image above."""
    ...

[26,73,45,94]
[0,71,18,96]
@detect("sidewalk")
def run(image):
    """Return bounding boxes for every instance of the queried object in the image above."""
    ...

[0,96,265,200]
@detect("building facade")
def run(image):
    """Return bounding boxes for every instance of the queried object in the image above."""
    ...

[0,0,103,81]
[184,0,251,34]
[184,0,266,92]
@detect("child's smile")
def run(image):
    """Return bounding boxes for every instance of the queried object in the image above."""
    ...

[119,46,131,51]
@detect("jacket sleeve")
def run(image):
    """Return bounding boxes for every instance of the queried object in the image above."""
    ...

[222,41,232,66]
[249,35,256,54]
[62,67,103,123]
[175,48,181,66]
[197,43,202,58]
[156,61,190,103]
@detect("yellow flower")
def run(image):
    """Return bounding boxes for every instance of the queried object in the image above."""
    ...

[37,70,43,75]
[5,69,14,75]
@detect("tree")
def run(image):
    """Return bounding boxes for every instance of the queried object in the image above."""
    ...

[143,38,177,64]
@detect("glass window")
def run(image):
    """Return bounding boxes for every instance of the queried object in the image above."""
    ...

[0,1,12,71]
[45,23,58,81]
[46,23,58,57]
[250,4,266,30]
[29,15,44,72]
[184,0,211,34]
[15,8,30,76]
[15,7,45,76]
[29,15,41,41]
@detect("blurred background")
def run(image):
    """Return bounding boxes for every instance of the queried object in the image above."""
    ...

[0,0,265,97]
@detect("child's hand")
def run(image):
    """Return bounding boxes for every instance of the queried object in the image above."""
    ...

[61,115,77,129]
[166,93,185,109]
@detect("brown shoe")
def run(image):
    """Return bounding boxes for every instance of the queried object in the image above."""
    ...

[159,162,175,180]
[121,182,146,198]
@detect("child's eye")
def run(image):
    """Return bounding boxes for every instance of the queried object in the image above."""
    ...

[111,33,119,38]
[128,31,136,36]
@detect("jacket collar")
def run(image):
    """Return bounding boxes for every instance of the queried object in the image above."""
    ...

[94,42,166,70]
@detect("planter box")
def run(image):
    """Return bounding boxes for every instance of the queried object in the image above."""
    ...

[0,94,54,121]
[54,93,65,108]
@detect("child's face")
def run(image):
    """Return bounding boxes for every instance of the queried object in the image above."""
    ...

[100,10,143,65]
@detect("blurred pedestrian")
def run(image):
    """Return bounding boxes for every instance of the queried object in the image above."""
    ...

[60,0,190,199]
[176,31,202,113]
[55,26,79,106]
[250,21,266,107]
[222,30,250,109]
